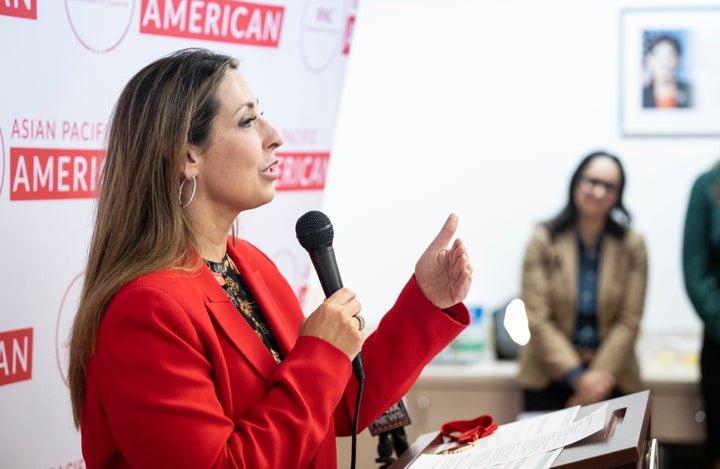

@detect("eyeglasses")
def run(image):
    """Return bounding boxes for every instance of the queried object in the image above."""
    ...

[579,176,619,195]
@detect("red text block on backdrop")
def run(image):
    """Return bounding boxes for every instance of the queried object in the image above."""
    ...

[275,152,330,191]
[140,0,284,47]
[0,328,33,386]
[0,0,37,19]
[10,147,105,200]
[343,15,355,55]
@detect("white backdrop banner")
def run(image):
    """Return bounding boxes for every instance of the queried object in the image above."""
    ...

[0,1,357,467]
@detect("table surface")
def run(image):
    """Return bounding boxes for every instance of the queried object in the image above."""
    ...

[419,328,700,385]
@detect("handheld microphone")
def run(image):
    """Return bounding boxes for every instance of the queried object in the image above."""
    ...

[368,400,412,437]
[295,210,365,381]
[369,400,412,467]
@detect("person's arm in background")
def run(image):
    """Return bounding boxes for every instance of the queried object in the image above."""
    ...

[521,226,582,381]
[683,170,720,343]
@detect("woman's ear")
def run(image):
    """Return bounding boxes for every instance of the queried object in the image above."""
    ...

[183,144,201,180]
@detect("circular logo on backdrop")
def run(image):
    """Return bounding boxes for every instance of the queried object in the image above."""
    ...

[0,127,5,198]
[64,0,136,53]
[56,272,84,387]
[300,0,348,73]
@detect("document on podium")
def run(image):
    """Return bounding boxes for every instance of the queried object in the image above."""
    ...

[410,403,607,469]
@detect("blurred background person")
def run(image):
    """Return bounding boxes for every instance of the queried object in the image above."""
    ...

[643,32,692,109]
[517,151,648,411]
[682,161,720,469]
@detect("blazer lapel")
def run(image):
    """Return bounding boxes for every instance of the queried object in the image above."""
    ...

[198,265,279,382]
[557,230,578,315]
[240,268,296,358]
[226,241,297,359]
[597,234,619,329]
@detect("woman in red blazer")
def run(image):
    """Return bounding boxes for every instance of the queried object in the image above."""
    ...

[67,48,473,469]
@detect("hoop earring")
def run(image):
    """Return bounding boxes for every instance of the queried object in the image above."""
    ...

[179,176,196,207]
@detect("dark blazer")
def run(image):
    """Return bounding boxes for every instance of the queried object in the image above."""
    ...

[518,225,648,393]
[642,81,692,108]
[81,237,469,468]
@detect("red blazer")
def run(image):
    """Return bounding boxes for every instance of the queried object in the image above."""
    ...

[82,238,469,468]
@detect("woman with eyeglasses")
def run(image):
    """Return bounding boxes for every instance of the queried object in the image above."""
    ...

[517,151,648,411]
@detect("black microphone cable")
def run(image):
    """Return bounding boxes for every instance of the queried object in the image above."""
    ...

[350,374,364,469]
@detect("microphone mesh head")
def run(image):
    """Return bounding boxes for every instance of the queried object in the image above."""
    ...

[295,210,334,250]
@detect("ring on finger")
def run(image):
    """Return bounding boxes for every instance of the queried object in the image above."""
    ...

[354,314,365,331]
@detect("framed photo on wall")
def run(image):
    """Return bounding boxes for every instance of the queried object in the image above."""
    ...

[619,7,720,136]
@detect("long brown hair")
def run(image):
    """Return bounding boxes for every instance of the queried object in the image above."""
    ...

[68,48,237,427]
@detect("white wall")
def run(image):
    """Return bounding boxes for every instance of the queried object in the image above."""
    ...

[321,0,720,333]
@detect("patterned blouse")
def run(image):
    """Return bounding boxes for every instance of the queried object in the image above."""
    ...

[205,254,283,364]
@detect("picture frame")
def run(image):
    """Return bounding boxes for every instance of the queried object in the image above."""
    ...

[619,7,720,136]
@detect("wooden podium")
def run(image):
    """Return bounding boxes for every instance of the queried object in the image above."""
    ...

[390,390,655,469]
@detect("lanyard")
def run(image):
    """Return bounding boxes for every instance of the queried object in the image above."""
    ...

[440,415,498,444]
